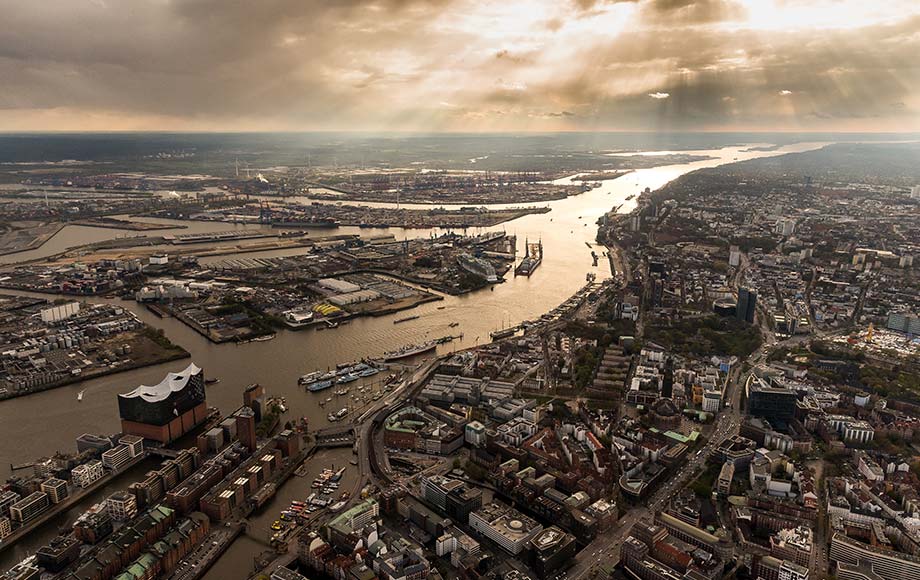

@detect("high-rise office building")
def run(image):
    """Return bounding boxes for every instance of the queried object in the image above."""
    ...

[736,287,757,324]
[235,406,257,452]
[775,219,796,236]
[40,478,69,504]
[71,460,104,488]
[729,245,742,267]
[528,527,577,579]
[243,383,266,421]
[886,311,920,335]
[421,475,483,522]
[9,491,50,524]
[747,377,797,425]
[0,490,21,518]
[106,490,138,521]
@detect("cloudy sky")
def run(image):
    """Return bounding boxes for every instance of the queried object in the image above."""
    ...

[1,0,918,132]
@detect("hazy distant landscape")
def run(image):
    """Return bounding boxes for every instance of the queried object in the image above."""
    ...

[1,132,916,179]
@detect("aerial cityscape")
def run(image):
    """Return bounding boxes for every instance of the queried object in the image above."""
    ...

[1,2,920,580]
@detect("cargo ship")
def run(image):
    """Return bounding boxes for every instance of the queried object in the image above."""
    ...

[167,230,276,245]
[490,327,518,340]
[393,315,420,324]
[383,340,438,361]
[514,239,543,277]
[457,252,498,283]
[270,217,339,229]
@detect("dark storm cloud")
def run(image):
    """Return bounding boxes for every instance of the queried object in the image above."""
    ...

[469,9,920,130]
[639,0,747,24]
[0,0,917,130]
[0,0,455,123]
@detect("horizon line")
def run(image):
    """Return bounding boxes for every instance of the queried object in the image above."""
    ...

[2,129,920,136]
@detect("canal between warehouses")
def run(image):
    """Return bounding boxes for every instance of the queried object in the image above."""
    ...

[0,142,827,573]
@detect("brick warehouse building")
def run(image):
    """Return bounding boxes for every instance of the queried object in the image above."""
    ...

[118,363,208,444]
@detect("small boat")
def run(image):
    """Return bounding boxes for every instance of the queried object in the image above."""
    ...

[205,377,220,385]
[337,373,359,384]
[77,390,84,402]
[250,334,275,342]
[328,410,349,422]
[436,306,446,310]
[357,367,379,378]
[325,320,339,329]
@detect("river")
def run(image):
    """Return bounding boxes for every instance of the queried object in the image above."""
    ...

[0,142,827,572]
